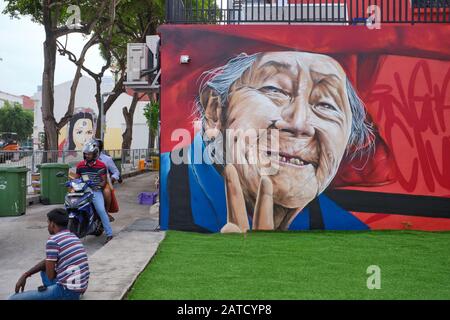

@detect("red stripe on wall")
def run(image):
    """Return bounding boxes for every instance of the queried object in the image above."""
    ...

[352,211,450,231]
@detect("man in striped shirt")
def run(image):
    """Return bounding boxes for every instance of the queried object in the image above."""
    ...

[9,208,89,300]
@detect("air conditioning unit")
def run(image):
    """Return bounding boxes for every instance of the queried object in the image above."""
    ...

[126,43,148,83]
[124,35,161,92]
[146,35,160,70]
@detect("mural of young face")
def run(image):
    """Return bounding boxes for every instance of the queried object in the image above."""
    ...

[73,118,94,150]
[212,52,353,211]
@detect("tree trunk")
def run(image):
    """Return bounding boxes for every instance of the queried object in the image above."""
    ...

[148,129,156,149]
[41,34,58,160]
[95,74,126,139]
[121,93,139,150]
[147,93,159,150]
[94,79,103,139]
[151,129,156,149]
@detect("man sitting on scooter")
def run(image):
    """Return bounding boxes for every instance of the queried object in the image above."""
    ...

[75,139,113,244]
[95,139,121,220]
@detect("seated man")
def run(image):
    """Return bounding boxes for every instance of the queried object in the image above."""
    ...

[96,139,121,218]
[76,139,113,243]
[9,208,89,300]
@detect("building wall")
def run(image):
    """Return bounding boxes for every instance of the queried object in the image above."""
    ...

[0,91,23,108]
[32,77,149,151]
[158,24,450,232]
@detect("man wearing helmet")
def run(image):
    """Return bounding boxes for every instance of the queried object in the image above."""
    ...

[75,139,113,244]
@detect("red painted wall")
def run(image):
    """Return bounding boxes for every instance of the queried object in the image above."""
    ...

[159,24,450,230]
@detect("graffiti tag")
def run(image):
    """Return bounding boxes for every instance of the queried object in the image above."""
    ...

[370,60,450,192]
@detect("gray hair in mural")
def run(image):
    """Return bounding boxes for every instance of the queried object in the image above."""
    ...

[195,52,375,160]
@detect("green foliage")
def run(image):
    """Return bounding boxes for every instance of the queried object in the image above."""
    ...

[2,0,106,26]
[2,0,43,22]
[98,0,165,66]
[183,0,222,23]
[143,100,159,133]
[128,230,450,299]
[0,101,34,141]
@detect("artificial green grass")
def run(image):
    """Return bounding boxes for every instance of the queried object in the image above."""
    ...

[127,230,450,300]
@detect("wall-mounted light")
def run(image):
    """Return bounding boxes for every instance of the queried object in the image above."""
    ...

[180,55,191,64]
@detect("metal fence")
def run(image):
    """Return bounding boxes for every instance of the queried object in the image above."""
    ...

[0,149,159,194]
[166,0,450,24]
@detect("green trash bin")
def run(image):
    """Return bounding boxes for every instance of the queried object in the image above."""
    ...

[113,158,122,175]
[39,163,70,205]
[0,166,29,216]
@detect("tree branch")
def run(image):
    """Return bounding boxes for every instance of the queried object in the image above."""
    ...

[104,75,126,114]
[116,19,139,39]
[54,0,110,38]
[56,34,100,130]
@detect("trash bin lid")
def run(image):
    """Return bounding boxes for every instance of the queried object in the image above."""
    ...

[38,163,70,169]
[0,166,29,173]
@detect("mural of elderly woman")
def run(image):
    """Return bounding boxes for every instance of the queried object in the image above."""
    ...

[160,51,396,233]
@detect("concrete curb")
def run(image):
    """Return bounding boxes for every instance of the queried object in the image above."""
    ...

[121,169,154,179]
[82,229,165,300]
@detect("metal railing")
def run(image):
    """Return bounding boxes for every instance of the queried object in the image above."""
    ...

[166,0,450,24]
[0,149,159,194]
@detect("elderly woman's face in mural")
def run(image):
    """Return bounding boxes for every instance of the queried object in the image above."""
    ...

[73,118,94,150]
[222,52,353,208]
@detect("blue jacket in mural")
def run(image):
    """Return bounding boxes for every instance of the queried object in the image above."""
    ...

[160,133,369,232]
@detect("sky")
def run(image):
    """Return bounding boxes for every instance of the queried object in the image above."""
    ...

[0,0,112,97]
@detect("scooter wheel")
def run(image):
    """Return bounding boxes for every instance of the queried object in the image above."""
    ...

[68,218,81,238]
[93,222,104,237]
[93,230,103,237]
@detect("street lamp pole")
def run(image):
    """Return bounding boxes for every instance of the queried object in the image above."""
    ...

[100,92,115,141]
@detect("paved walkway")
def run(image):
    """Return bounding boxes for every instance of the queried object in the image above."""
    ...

[0,171,163,300]
[83,221,164,300]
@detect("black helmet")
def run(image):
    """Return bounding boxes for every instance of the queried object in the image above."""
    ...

[82,139,100,161]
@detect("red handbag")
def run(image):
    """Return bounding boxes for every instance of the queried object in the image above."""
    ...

[109,188,119,213]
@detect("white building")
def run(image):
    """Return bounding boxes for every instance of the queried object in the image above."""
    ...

[0,90,35,110]
[0,91,21,108]
[32,76,150,151]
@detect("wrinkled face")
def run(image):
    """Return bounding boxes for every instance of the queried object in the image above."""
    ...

[223,52,352,208]
[73,118,94,150]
